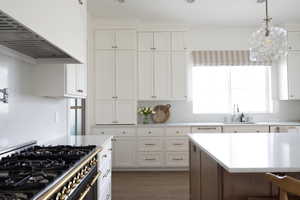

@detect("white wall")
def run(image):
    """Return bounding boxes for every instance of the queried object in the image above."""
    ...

[0,50,67,147]
[87,17,300,128]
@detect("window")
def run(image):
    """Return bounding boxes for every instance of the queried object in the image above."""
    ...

[192,66,272,114]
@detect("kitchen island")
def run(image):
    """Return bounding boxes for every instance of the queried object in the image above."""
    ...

[189,132,300,200]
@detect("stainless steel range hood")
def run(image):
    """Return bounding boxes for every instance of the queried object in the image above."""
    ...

[0,10,77,63]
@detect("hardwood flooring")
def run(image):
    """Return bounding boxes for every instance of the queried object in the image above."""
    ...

[112,172,190,200]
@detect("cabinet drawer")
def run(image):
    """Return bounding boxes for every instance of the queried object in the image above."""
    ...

[92,128,136,137]
[137,127,164,136]
[166,152,189,167]
[191,126,222,133]
[166,127,190,137]
[138,138,163,152]
[138,152,163,167]
[166,138,188,151]
[223,125,269,133]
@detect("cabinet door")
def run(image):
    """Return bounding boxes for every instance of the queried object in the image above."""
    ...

[222,125,269,133]
[115,100,136,124]
[154,52,171,99]
[138,32,153,51]
[95,30,116,50]
[112,138,136,168]
[95,51,115,100]
[115,51,136,100]
[172,32,187,51]
[287,53,300,99]
[76,64,87,96]
[138,52,154,100]
[288,32,300,51]
[116,30,136,50]
[190,142,201,200]
[95,100,115,124]
[154,32,171,51]
[172,52,187,99]
[66,64,77,95]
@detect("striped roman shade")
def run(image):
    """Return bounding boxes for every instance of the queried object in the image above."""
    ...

[192,50,271,66]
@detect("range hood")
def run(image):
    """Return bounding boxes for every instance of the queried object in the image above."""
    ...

[0,10,77,63]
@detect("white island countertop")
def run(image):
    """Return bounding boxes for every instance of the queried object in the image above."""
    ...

[189,132,300,173]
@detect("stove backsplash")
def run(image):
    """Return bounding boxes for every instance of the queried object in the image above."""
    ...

[0,51,67,147]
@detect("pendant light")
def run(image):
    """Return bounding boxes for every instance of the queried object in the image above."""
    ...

[249,0,287,62]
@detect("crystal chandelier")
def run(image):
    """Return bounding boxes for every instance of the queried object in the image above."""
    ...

[249,0,287,62]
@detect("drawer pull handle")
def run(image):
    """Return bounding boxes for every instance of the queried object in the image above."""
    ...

[102,154,107,158]
[172,158,184,161]
[148,131,152,134]
[145,158,156,161]
[197,127,217,130]
[145,144,155,146]
[173,143,183,146]
[122,131,126,134]
[176,131,180,134]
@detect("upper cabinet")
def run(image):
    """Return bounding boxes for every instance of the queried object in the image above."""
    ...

[0,0,87,63]
[94,30,137,125]
[279,52,300,100]
[172,32,187,51]
[95,30,136,50]
[138,32,171,51]
[288,32,300,51]
[33,64,87,98]
[138,31,187,101]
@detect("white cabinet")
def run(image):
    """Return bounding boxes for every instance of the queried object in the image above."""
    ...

[279,53,300,100]
[95,51,115,99]
[112,137,136,168]
[191,126,222,133]
[115,51,137,99]
[154,52,172,99]
[95,100,136,125]
[172,32,187,51]
[95,30,136,50]
[138,31,187,100]
[138,32,171,51]
[270,126,300,133]
[138,52,154,99]
[222,125,269,133]
[172,52,187,99]
[154,32,171,51]
[288,32,300,51]
[138,51,171,100]
[95,50,136,100]
[94,29,137,125]
[33,64,87,98]
[0,0,87,63]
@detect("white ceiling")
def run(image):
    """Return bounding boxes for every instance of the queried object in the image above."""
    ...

[88,0,300,26]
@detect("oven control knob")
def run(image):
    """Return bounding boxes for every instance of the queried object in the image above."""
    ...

[56,192,62,200]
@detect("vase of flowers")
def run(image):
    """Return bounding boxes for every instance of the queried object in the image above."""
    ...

[138,107,155,124]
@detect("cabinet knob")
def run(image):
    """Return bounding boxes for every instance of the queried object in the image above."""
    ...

[78,0,83,5]
[288,46,292,50]
[77,89,83,93]
[148,131,152,134]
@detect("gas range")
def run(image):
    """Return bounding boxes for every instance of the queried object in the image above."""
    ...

[0,142,101,200]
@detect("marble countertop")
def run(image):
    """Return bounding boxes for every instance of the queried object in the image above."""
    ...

[93,121,300,128]
[189,132,300,173]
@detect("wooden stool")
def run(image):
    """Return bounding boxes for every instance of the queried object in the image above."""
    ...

[265,173,300,200]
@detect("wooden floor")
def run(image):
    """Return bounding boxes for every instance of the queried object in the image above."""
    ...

[112,172,190,200]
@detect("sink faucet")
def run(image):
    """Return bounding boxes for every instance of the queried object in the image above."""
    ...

[232,104,248,123]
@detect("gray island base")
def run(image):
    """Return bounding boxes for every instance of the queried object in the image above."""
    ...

[189,133,300,200]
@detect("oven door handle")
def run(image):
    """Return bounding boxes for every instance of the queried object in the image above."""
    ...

[90,171,101,187]
[78,186,91,200]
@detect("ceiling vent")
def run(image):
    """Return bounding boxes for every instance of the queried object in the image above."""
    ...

[0,11,76,62]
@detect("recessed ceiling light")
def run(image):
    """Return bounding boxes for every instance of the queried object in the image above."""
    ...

[186,0,195,3]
